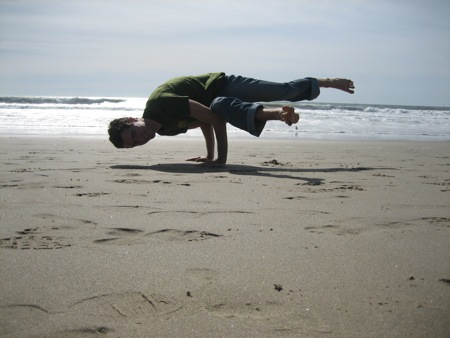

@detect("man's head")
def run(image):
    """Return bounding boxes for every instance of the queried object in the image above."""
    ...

[108,117,154,148]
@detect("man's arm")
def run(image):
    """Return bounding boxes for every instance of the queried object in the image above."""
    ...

[317,78,355,94]
[188,99,228,166]
[186,121,215,161]
[200,123,215,160]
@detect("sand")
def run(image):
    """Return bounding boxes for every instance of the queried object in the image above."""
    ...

[0,136,449,337]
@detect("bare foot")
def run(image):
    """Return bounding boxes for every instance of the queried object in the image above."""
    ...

[281,106,299,126]
[318,78,355,94]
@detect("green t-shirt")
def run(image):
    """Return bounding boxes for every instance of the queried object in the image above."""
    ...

[143,72,226,136]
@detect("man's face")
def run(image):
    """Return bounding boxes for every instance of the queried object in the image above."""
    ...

[120,119,154,148]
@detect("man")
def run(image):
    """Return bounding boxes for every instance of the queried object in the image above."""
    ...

[108,73,355,167]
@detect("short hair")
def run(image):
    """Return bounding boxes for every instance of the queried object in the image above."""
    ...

[108,117,133,148]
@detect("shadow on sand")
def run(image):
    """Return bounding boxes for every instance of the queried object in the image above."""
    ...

[111,163,393,184]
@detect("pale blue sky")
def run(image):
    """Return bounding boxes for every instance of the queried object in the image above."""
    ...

[1,0,449,106]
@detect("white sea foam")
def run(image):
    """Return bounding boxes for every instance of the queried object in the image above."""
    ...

[0,97,449,140]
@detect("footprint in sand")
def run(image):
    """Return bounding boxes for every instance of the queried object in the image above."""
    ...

[0,219,98,250]
[312,184,365,193]
[9,168,33,173]
[197,298,333,335]
[75,192,110,197]
[261,159,290,166]
[93,227,144,245]
[185,268,219,285]
[0,226,72,250]
[34,213,98,226]
[204,301,284,320]
[284,196,306,200]
[50,327,112,337]
[69,292,181,318]
[305,224,339,235]
[53,185,83,189]
[146,229,222,242]
[305,223,364,236]
[109,179,163,184]
[296,180,323,186]
[0,183,20,188]
[422,217,450,226]
[378,217,450,229]
[94,228,222,245]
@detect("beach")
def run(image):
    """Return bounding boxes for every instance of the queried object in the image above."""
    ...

[0,136,449,337]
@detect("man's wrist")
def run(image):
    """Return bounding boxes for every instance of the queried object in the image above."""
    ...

[317,78,331,88]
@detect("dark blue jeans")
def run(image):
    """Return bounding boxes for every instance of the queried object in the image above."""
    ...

[210,75,319,136]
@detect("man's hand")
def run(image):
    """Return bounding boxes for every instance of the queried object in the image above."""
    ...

[186,156,209,163]
[318,78,355,94]
[186,157,225,167]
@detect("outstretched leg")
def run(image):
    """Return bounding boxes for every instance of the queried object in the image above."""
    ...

[221,75,355,103]
[221,75,320,102]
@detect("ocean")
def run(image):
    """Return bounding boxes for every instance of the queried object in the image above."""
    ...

[0,96,449,141]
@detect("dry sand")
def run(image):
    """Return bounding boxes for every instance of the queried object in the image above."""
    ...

[0,136,449,337]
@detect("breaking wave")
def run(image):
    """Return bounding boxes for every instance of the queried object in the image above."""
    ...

[0,96,126,105]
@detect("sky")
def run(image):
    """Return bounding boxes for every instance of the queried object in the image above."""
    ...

[0,0,449,106]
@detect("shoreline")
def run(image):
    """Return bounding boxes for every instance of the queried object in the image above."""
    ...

[1,133,449,142]
[1,137,449,337]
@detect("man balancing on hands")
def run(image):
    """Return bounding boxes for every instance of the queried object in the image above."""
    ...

[108,73,355,167]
